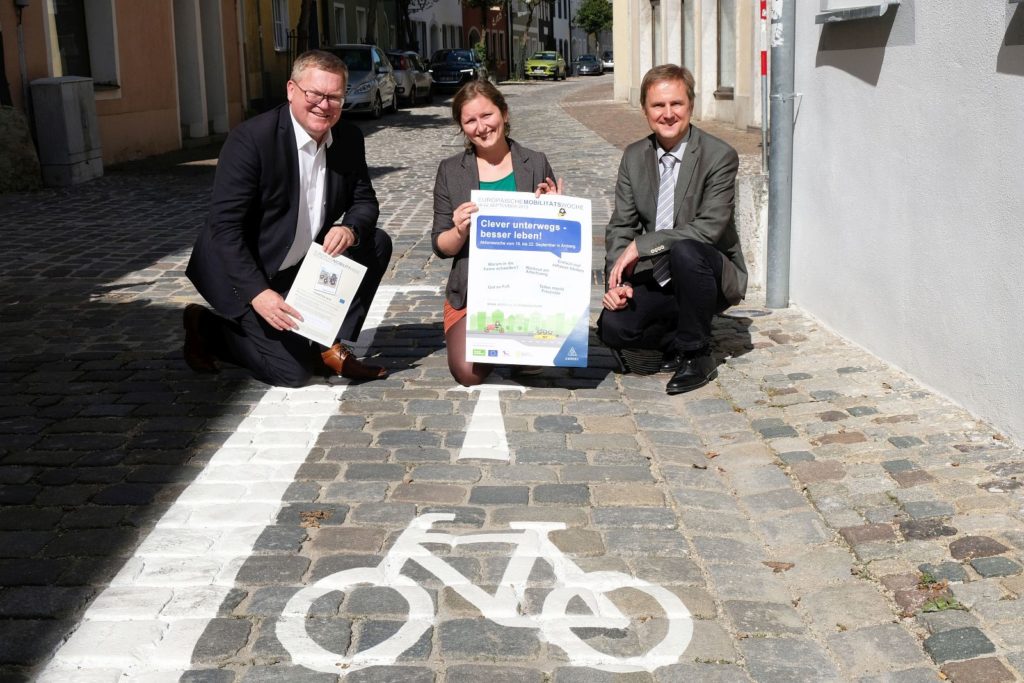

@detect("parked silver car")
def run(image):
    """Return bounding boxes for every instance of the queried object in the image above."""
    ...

[601,50,614,71]
[326,44,398,119]
[387,50,433,105]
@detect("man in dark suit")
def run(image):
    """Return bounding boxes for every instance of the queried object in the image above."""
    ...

[184,50,392,388]
[599,64,747,395]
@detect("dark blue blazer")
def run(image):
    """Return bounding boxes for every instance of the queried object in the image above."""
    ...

[187,104,379,318]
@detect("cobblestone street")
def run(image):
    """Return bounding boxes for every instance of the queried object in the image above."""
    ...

[1,76,1022,682]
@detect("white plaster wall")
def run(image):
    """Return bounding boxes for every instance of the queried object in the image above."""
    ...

[411,0,463,55]
[790,2,1024,441]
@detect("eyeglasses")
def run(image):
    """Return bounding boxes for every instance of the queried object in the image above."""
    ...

[293,82,344,108]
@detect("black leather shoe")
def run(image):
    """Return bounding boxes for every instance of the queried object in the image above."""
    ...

[666,353,718,395]
[659,353,683,373]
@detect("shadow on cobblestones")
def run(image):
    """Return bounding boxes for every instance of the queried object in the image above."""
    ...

[358,109,455,140]
[0,159,278,678]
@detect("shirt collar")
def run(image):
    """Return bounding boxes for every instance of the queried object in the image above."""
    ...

[289,110,333,152]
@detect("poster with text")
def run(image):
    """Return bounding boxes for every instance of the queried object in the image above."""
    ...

[465,190,591,367]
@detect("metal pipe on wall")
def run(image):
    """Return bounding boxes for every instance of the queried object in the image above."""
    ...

[766,0,794,309]
[15,0,34,139]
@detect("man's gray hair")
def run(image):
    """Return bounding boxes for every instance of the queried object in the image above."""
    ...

[291,50,348,83]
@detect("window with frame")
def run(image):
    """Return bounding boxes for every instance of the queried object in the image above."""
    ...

[377,9,390,48]
[682,0,695,72]
[332,2,347,44]
[272,0,289,52]
[717,0,736,96]
[53,0,119,87]
[356,8,368,44]
[651,0,662,63]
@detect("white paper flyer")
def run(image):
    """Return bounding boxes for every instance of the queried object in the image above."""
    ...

[284,244,366,347]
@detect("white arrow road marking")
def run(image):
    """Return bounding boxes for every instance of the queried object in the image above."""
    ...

[452,383,527,461]
[37,286,436,681]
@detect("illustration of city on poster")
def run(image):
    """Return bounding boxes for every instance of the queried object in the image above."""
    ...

[465,190,592,367]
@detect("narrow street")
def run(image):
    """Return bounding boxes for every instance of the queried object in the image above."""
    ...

[1,76,1021,682]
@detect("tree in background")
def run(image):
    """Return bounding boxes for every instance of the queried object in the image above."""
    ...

[515,0,555,78]
[574,0,611,52]
[296,0,314,52]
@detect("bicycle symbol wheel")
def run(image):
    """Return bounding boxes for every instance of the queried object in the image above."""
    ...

[277,566,434,674]
[540,571,693,673]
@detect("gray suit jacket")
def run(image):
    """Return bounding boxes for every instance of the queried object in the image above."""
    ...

[605,125,747,305]
[431,139,555,309]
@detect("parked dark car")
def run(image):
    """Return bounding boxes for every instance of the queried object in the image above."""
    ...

[573,54,604,76]
[428,49,487,91]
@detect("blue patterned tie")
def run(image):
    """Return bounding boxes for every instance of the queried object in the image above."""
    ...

[652,154,677,286]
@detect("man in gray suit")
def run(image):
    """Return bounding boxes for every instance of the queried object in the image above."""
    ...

[599,64,747,395]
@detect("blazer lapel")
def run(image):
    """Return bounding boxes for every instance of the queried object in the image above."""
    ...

[510,140,532,192]
[272,106,301,274]
[641,137,659,223]
[673,127,699,222]
[277,106,301,226]
[460,148,481,196]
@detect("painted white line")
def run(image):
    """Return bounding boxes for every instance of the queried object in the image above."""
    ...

[37,285,430,681]
[451,383,526,461]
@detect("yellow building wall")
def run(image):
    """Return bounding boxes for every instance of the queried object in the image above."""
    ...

[242,0,302,107]
[2,0,245,166]
[95,1,179,164]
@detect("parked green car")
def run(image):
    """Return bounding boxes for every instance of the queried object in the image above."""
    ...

[524,51,567,80]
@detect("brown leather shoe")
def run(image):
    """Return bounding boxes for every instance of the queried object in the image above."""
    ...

[320,343,388,380]
[183,304,219,373]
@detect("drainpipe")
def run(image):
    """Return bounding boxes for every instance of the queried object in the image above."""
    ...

[15,0,31,118]
[766,0,794,308]
[255,0,270,107]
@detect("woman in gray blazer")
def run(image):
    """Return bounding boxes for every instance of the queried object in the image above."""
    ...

[431,80,563,386]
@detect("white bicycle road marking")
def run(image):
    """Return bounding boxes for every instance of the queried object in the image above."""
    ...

[278,513,694,674]
[36,286,431,681]
[452,383,527,461]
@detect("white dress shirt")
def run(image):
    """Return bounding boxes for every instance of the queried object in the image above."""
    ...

[280,113,333,270]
